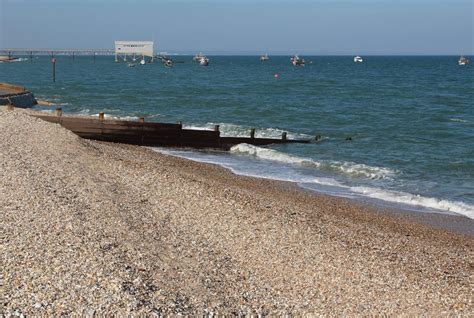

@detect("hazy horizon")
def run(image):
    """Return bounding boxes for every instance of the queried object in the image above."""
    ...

[1,0,473,55]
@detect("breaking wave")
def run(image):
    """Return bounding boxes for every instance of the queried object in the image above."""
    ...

[230,143,396,180]
[183,122,312,139]
[350,186,474,218]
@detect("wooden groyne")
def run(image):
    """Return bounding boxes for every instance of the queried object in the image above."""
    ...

[32,110,311,150]
[0,83,37,108]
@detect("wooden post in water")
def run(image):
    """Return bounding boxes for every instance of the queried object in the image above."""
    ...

[98,112,105,121]
[55,107,62,117]
[250,128,255,139]
[51,58,56,82]
[214,125,220,132]
[282,132,287,140]
[139,117,145,123]
[30,51,33,63]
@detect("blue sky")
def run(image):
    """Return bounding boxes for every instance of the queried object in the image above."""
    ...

[1,0,472,55]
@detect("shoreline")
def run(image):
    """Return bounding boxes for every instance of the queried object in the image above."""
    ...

[151,147,474,238]
[2,108,473,314]
[150,147,474,237]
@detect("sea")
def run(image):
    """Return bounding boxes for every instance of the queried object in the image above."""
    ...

[1,55,473,219]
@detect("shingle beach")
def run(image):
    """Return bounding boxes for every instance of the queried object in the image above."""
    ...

[1,108,473,315]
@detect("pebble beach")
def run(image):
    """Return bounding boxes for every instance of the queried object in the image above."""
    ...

[1,108,473,315]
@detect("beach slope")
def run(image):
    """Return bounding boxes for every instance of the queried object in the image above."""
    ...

[1,109,472,315]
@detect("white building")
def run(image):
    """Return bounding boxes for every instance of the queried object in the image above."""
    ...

[114,41,154,62]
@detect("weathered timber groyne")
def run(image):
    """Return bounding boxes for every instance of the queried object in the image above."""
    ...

[31,111,311,150]
[0,83,37,108]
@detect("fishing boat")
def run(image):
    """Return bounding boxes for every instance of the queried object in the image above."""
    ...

[260,53,269,61]
[290,55,305,66]
[354,56,363,63]
[458,56,470,66]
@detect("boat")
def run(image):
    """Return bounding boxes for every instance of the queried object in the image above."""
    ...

[193,52,209,66]
[140,59,146,65]
[354,56,363,63]
[0,56,19,63]
[260,53,269,61]
[127,63,136,68]
[458,56,470,66]
[193,53,205,62]
[290,55,305,66]
[199,57,209,66]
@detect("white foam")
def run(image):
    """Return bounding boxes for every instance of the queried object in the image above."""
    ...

[90,113,139,121]
[183,122,312,139]
[230,143,396,180]
[449,118,468,123]
[351,186,474,218]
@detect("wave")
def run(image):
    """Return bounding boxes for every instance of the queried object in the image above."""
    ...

[449,118,468,123]
[230,143,396,180]
[350,186,474,218]
[183,122,312,139]
[89,113,139,121]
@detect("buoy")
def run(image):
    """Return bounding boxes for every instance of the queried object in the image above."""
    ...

[274,73,280,78]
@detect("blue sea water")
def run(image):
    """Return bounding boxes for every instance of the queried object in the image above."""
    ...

[1,55,473,218]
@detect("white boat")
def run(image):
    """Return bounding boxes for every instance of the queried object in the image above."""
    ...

[354,56,363,63]
[127,63,136,68]
[140,59,146,65]
[290,55,305,66]
[193,53,205,62]
[458,56,470,66]
[199,57,209,66]
[260,53,269,61]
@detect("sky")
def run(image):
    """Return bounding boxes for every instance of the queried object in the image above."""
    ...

[0,0,473,55]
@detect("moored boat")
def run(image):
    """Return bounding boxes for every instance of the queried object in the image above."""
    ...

[290,55,305,66]
[354,55,363,63]
[199,56,209,66]
[458,56,470,66]
[260,53,269,61]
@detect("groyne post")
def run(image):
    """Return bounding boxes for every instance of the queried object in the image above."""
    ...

[250,128,255,139]
[214,125,220,132]
[55,107,62,117]
[139,117,145,123]
[51,58,56,82]
[99,112,105,121]
[30,51,33,63]
[282,132,287,140]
